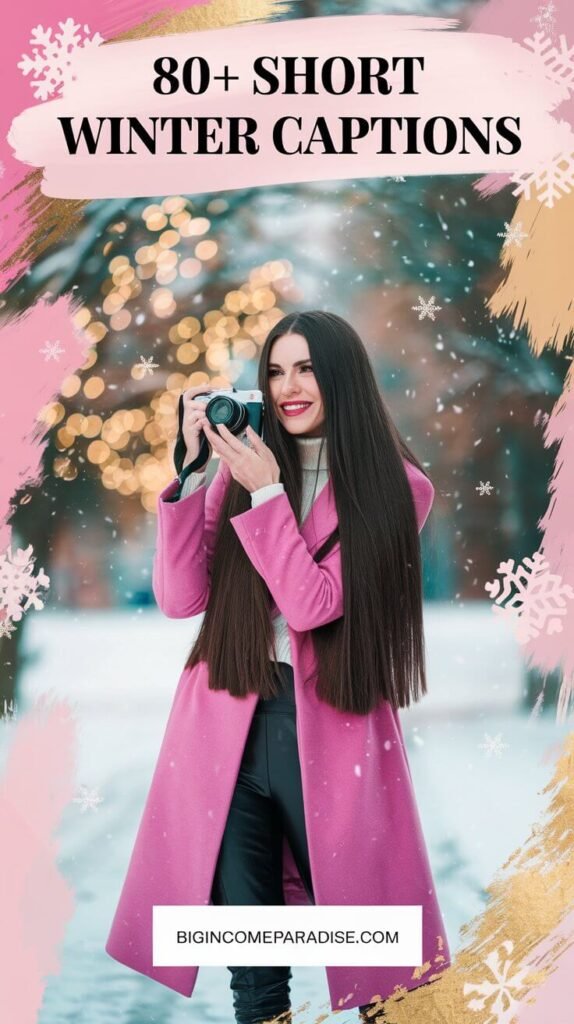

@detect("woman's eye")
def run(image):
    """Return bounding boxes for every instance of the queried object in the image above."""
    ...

[268,365,313,376]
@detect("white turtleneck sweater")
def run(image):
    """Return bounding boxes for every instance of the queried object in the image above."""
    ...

[177,433,329,666]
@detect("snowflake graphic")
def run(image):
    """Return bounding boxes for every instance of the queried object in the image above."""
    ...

[531,2,558,36]
[509,38,574,207]
[476,481,494,496]
[497,222,528,248]
[1,699,18,721]
[464,939,531,1024]
[39,339,65,361]
[478,732,509,758]
[411,296,442,321]
[73,784,104,813]
[138,355,159,376]
[0,617,16,639]
[523,33,574,105]
[511,140,574,209]
[18,19,104,101]
[485,550,574,644]
[0,544,50,624]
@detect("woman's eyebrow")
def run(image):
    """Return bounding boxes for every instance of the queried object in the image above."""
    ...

[268,359,312,368]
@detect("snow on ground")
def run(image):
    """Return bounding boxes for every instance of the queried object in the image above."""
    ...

[1,605,571,1023]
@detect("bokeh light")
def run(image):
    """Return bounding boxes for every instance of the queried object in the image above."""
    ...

[50,194,295,511]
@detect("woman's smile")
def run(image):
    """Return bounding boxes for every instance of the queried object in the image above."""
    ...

[280,401,313,416]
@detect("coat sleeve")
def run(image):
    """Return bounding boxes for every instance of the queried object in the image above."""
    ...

[152,460,231,618]
[179,469,207,498]
[229,491,343,633]
[228,459,434,633]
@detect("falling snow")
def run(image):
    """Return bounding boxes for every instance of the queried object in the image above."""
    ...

[138,355,160,376]
[476,481,494,496]
[497,222,528,248]
[411,295,442,321]
[73,784,104,813]
[39,339,65,361]
[478,732,509,758]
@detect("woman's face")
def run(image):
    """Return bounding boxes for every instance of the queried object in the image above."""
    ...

[268,332,325,437]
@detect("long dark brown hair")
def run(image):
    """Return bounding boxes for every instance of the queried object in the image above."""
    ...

[185,310,431,715]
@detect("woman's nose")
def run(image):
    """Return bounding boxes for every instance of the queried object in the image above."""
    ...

[281,377,300,397]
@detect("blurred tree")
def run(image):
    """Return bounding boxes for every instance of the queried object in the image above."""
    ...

[2,174,564,612]
[1,0,566,706]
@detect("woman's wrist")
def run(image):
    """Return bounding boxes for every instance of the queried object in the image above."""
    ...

[251,482,285,507]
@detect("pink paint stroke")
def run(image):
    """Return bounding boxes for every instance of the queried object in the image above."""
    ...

[528,379,574,719]
[0,295,90,551]
[0,0,208,292]
[7,19,567,201]
[515,907,574,1024]
[469,0,574,43]
[473,171,513,198]
[0,695,77,1024]
[468,0,574,198]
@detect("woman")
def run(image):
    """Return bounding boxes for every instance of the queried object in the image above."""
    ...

[106,311,451,1023]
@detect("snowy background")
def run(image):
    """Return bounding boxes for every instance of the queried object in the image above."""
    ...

[1,603,568,1024]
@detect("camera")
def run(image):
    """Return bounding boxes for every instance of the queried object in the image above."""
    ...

[173,387,264,477]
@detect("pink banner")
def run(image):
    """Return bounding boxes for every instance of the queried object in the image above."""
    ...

[8,15,569,198]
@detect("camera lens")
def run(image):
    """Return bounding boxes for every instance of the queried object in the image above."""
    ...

[206,395,248,434]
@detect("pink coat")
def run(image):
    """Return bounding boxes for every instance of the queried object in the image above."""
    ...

[105,457,451,1012]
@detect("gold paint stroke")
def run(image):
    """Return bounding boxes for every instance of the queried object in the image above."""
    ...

[113,0,291,40]
[1,0,289,282]
[488,192,574,356]
[312,730,574,1024]
[1,170,85,280]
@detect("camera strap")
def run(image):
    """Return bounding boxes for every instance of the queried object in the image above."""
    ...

[169,393,211,498]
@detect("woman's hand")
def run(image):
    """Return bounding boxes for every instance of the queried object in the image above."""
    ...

[180,385,216,469]
[202,422,280,493]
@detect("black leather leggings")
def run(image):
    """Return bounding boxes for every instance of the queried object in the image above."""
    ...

[210,662,381,1024]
